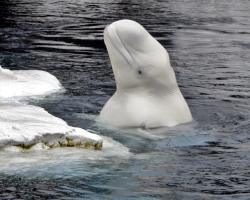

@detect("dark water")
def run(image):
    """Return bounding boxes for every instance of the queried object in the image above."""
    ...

[1,0,250,199]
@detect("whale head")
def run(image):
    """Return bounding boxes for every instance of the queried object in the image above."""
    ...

[104,19,178,95]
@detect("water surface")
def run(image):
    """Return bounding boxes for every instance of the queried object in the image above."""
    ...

[1,0,250,199]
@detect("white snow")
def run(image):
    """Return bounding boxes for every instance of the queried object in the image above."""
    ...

[0,97,103,150]
[0,65,63,98]
[0,66,103,150]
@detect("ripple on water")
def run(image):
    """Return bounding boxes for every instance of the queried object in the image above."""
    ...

[1,0,250,199]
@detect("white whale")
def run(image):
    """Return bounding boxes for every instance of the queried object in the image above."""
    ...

[100,19,193,128]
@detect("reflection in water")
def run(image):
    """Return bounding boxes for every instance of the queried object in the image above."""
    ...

[1,0,250,199]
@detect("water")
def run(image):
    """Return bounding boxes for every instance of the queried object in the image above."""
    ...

[1,0,250,199]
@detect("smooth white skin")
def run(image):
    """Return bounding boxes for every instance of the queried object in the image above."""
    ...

[100,19,193,128]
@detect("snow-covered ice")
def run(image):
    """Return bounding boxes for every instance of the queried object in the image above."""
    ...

[0,65,63,98]
[0,97,103,151]
[0,66,103,150]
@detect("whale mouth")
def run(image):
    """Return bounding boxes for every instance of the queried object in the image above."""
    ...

[104,24,133,65]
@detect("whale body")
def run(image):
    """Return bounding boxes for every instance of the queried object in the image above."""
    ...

[100,19,193,128]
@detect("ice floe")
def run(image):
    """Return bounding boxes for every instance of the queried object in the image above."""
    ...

[0,97,103,151]
[0,65,63,98]
[0,66,103,150]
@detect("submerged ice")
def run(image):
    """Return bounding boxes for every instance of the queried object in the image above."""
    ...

[0,136,130,178]
[0,66,103,150]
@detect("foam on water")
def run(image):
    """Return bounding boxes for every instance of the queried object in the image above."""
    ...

[77,112,215,145]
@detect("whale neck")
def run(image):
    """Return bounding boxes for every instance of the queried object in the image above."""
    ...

[116,85,179,98]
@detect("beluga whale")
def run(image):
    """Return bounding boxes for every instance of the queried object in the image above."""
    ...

[100,19,193,128]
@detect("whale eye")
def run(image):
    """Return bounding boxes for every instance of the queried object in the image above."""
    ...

[138,70,142,75]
